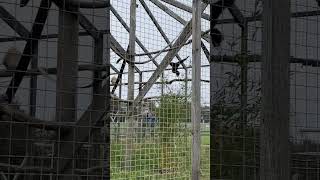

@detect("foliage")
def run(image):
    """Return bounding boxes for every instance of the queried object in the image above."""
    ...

[210,67,261,179]
[155,93,191,173]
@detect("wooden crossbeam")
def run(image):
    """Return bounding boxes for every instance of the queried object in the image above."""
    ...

[162,0,268,30]
[150,0,185,24]
[110,35,141,73]
[0,105,74,131]
[139,0,187,69]
[5,0,51,103]
[134,3,208,103]
[149,0,210,62]
[150,0,210,42]
[227,4,246,28]
[0,54,316,78]
[0,6,29,38]
[160,0,210,20]
[110,6,159,67]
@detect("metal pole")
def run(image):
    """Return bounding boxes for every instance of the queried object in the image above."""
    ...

[191,0,201,179]
[260,0,290,179]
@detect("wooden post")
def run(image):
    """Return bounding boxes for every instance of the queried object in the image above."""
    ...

[161,73,164,96]
[119,76,122,98]
[240,23,248,128]
[139,72,143,93]
[89,35,104,179]
[128,0,136,101]
[260,0,290,179]
[125,0,137,170]
[191,0,201,179]
[103,2,111,178]
[56,3,79,179]
[240,22,248,179]
[30,48,38,117]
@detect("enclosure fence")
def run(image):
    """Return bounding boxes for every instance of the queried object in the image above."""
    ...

[0,0,317,179]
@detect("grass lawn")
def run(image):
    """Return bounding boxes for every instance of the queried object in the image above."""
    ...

[110,122,210,179]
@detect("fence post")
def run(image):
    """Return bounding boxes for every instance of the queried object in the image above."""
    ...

[261,0,290,179]
[192,0,202,179]
[125,0,137,170]
[56,3,79,179]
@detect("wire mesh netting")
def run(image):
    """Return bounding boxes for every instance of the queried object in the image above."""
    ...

[0,0,318,179]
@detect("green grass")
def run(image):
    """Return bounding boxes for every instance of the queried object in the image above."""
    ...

[201,133,210,145]
[111,131,210,179]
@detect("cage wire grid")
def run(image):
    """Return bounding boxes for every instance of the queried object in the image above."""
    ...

[0,0,317,179]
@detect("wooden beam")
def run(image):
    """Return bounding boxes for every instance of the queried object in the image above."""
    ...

[0,105,74,131]
[5,0,51,103]
[215,9,320,25]
[110,6,159,67]
[124,0,137,170]
[201,41,210,60]
[90,34,105,179]
[128,0,136,101]
[56,84,109,177]
[149,0,210,62]
[103,4,111,179]
[150,0,185,24]
[29,45,38,117]
[53,0,102,40]
[0,6,30,38]
[150,0,210,42]
[134,3,208,103]
[0,54,316,78]
[53,0,141,76]
[228,4,246,28]
[191,0,202,179]
[160,0,210,20]
[260,0,290,179]
[110,35,141,73]
[56,4,79,179]
[56,2,110,178]
[139,0,187,69]
[239,22,248,179]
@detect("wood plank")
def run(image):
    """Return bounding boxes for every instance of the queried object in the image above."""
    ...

[134,3,208,103]
[110,6,159,67]
[191,0,202,179]
[260,0,290,179]
[125,0,137,170]
[150,0,210,42]
[56,4,79,179]
[139,0,187,69]
[5,0,51,103]
[110,35,141,73]
[160,0,210,20]
[228,4,246,28]
[128,0,136,101]
[0,6,29,38]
